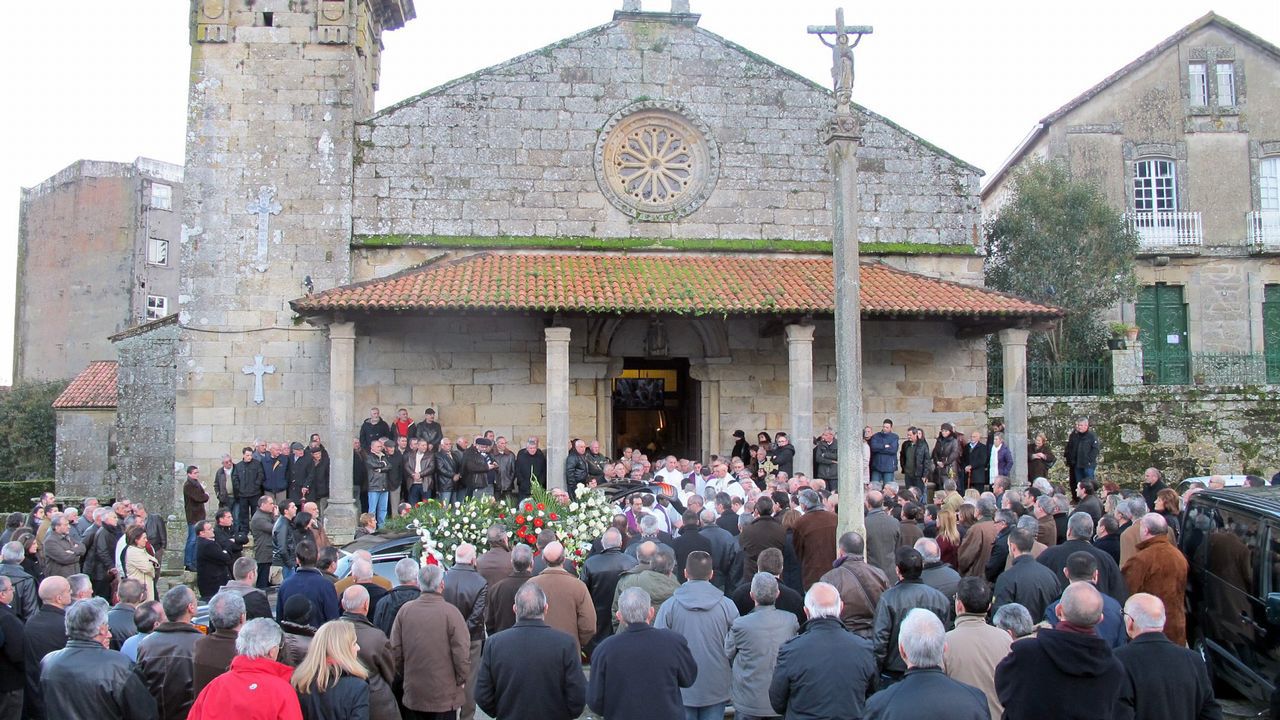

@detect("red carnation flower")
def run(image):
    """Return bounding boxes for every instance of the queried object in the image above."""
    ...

[549,513,558,521]
[533,518,543,528]
[537,503,545,510]
[516,515,525,524]
[525,503,533,512]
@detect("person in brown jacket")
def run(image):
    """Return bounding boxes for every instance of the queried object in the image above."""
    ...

[738,496,786,578]
[818,531,889,637]
[1121,513,1188,646]
[529,542,595,654]
[192,591,244,695]
[340,585,402,720]
[391,563,471,717]
[476,525,513,587]
[957,498,1000,577]
[1034,496,1058,548]
[791,490,837,590]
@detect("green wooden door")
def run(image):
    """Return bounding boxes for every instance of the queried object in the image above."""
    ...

[1265,285,1280,383]
[1137,284,1190,384]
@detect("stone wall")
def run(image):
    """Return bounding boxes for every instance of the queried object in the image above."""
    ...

[112,319,179,517]
[991,386,1280,489]
[354,14,980,248]
[353,314,989,459]
[53,409,116,498]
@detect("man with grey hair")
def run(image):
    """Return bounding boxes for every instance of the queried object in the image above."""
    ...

[770,581,876,718]
[444,542,488,720]
[1034,494,1059,548]
[475,524,512,587]
[486,543,535,635]
[983,508,1018,581]
[992,603,1035,640]
[41,511,85,578]
[995,583,1124,720]
[1120,496,1151,565]
[349,556,390,619]
[581,526,637,652]
[916,537,961,601]
[613,544,680,629]
[863,609,988,719]
[67,573,94,601]
[217,556,271,620]
[187,617,301,718]
[1122,512,1188,646]
[820,531,888,637]
[0,575,23,715]
[793,488,837,590]
[339,584,399,720]
[589,586,696,720]
[476,583,587,720]
[957,496,999,577]
[391,562,471,718]
[0,541,36,621]
[698,505,741,591]
[725,572,798,719]
[373,557,421,636]
[1114,593,1221,720]
[1036,511,1127,600]
[136,584,202,719]
[107,578,145,649]
[192,591,245,694]
[39,596,157,718]
[1009,515,1048,570]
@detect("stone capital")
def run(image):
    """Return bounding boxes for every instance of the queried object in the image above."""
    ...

[997,327,1030,347]
[329,320,357,342]
[785,324,816,343]
[545,326,572,344]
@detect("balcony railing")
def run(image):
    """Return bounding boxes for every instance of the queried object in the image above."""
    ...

[1126,211,1203,249]
[1248,211,1280,249]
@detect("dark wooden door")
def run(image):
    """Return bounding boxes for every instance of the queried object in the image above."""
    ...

[1137,283,1190,384]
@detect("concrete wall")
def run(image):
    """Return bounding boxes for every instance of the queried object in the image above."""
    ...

[981,20,1280,354]
[354,14,981,248]
[53,409,116,498]
[15,159,182,382]
[993,386,1280,490]
[350,314,988,459]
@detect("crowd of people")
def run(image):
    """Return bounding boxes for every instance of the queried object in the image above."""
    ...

[0,407,1250,719]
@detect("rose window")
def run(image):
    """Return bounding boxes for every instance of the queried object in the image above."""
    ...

[595,101,719,221]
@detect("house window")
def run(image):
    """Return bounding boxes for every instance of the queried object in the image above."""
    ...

[1188,62,1208,106]
[1216,62,1236,106]
[1262,157,1280,212]
[146,295,168,320]
[1133,159,1178,213]
[147,238,168,266]
[150,183,172,210]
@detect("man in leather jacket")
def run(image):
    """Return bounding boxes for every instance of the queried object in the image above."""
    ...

[444,543,489,720]
[135,586,202,720]
[39,596,157,720]
[813,428,839,491]
[565,439,590,493]
[435,437,464,505]
[872,547,952,686]
[579,528,638,652]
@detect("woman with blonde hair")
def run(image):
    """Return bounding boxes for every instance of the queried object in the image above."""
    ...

[123,524,159,601]
[291,620,370,720]
[935,509,962,569]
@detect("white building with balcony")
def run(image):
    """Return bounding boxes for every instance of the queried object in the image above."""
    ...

[983,12,1280,384]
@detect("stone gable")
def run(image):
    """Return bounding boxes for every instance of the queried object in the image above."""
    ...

[354,17,981,247]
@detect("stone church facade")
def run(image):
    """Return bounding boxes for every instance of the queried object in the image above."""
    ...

[60,0,1059,538]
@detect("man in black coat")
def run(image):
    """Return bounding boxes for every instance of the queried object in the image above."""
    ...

[588,586,696,720]
[963,432,990,493]
[107,579,145,650]
[993,529,1063,621]
[1114,593,1222,720]
[476,583,586,720]
[1064,416,1101,490]
[669,511,714,581]
[1038,512,1127,601]
[0,575,25,716]
[358,407,392,451]
[714,494,740,537]
[195,521,235,601]
[231,446,265,535]
[995,582,1124,720]
[769,432,796,476]
[579,528,637,653]
[24,576,70,719]
[698,507,742,592]
[771,582,877,719]
[512,438,547,499]
[862,608,989,720]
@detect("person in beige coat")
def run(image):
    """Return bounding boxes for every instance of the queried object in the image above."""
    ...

[944,576,1013,720]
[390,563,470,716]
[529,542,595,654]
[124,525,160,601]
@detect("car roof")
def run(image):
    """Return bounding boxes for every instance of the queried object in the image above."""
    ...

[341,531,417,555]
[1186,487,1280,516]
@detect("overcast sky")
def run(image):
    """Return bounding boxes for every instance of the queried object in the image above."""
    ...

[2,1,1276,385]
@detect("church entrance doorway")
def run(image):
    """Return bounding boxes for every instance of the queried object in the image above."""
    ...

[611,358,701,465]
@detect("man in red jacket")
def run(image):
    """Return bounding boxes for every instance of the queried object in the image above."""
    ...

[188,617,302,720]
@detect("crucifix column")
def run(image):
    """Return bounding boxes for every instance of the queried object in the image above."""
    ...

[327,321,358,541]
[999,328,1030,489]
[786,324,815,479]
[545,326,572,492]
[810,9,872,546]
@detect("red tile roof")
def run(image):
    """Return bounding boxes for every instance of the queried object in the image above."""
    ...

[292,253,1062,320]
[52,361,118,409]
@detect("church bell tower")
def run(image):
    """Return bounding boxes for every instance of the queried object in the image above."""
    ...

[178,1,415,535]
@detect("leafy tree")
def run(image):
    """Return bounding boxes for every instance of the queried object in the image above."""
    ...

[0,381,67,481]
[985,160,1139,363]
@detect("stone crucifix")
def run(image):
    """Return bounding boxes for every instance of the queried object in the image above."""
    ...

[242,355,276,404]
[807,8,873,116]
[246,186,282,273]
